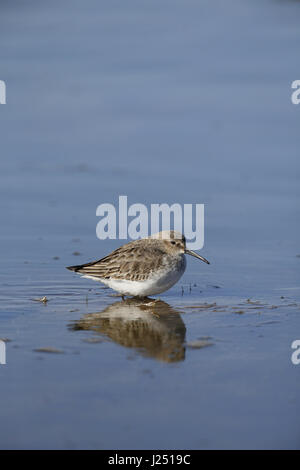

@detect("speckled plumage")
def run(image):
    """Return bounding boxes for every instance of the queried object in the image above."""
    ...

[67,231,209,297]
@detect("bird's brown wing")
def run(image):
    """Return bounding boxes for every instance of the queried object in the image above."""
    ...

[66,240,165,281]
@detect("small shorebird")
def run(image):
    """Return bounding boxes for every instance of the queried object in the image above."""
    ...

[66,230,209,298]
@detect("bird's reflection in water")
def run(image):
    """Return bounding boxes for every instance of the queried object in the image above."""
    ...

[70,299,186,363]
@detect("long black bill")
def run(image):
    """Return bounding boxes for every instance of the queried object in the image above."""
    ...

[185,249,210,264]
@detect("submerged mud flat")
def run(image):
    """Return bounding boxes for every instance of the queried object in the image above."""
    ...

[0,258,299,449]
[68,295,300,363]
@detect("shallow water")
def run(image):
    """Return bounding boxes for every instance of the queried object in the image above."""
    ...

[0,0,300,449]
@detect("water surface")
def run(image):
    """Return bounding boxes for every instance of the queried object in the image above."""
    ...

[0,0,299,449]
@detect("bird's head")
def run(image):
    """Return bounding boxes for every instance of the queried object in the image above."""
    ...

[149,230,210,264]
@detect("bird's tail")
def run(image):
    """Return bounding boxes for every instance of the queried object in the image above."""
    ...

[66,264,84,273]
[66,258,102,274]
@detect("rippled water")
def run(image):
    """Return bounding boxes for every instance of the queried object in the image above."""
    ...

[0,0,299,449]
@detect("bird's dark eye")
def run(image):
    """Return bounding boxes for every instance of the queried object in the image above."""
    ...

[171,241,176,245]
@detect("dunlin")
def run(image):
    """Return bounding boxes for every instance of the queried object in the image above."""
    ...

[66,230,209,297]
